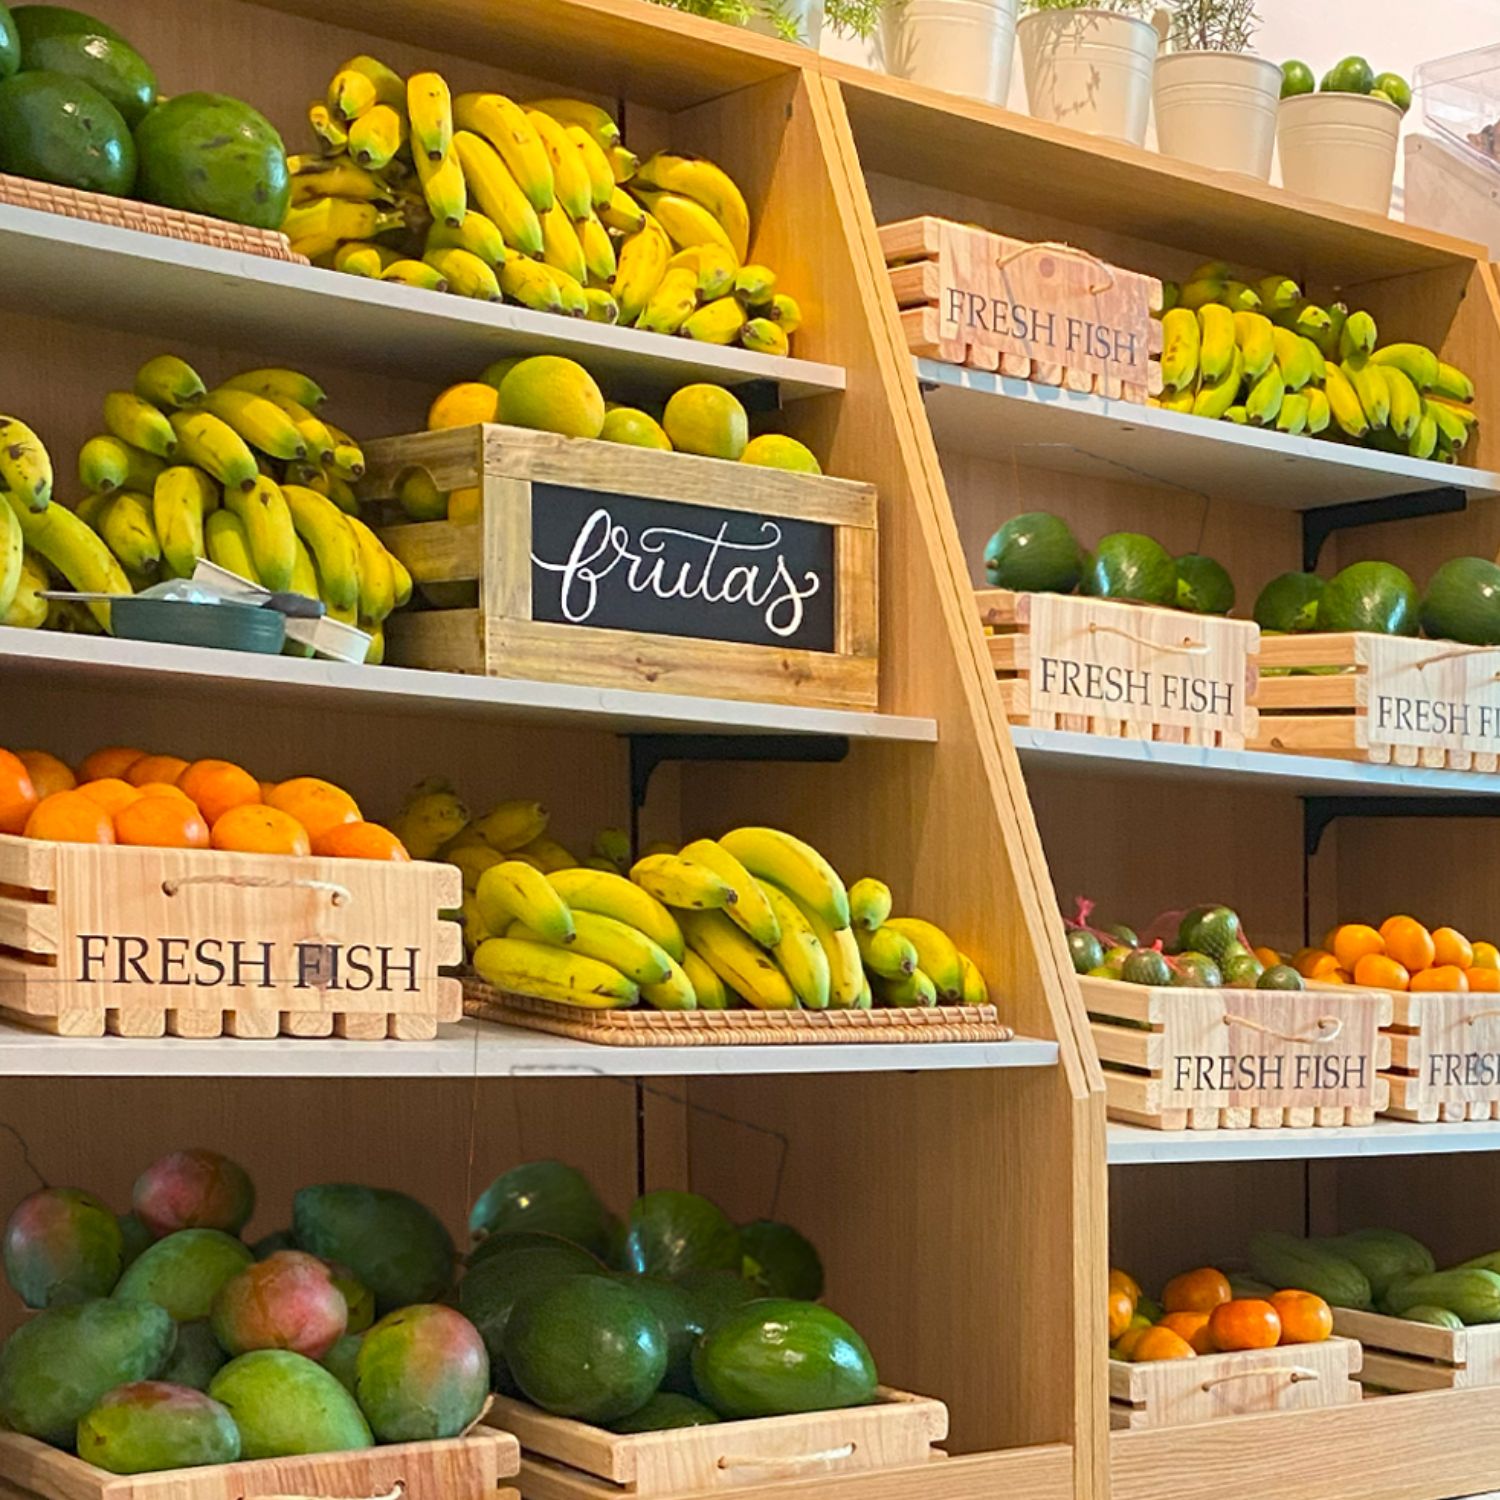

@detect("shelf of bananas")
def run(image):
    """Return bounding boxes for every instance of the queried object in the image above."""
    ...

[1153,264,1479,462]
[290,56,801,358]
[398,784,989,1012]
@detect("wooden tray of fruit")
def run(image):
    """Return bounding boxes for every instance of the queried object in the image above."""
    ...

[1334,1305,1500,1393]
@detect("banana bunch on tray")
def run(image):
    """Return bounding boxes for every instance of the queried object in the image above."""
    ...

[1153,263,1478,460]
[288,56,801,356]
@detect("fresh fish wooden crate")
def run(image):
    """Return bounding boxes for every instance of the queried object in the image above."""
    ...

[1333,1308,1500,1393]
[1381,990,1500,1122]
[978,590,1261,747]
[879,216,1162,399]
[487,1388,947,1498]
[363,425,879,712]
[1083,975,1392,1130]
[1109,1339,1363,1430]
[1252,631,1500,771]
[0,1427,519,1500]
[0,832,462,1040]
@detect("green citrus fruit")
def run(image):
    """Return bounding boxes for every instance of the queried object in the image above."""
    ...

[1280,60,1315,98]
[1324,56,1374,94]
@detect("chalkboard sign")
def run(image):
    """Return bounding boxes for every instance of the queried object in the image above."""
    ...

[529,481,837,652]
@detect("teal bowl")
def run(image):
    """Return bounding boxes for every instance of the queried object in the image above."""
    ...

[110,597,285,654]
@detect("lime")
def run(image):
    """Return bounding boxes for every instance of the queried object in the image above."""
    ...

[1373,71,1411,112]
[1121,949,1172,987]
[1280,60,1315,98]
[1258,964,1305,991]
[1067,930,1104,975]
[1324,55,1374,94]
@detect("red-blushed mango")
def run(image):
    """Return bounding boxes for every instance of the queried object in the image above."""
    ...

[76,1381,240,1473]
[210,1251,348,1360]
[4,1188,124,1307]
[209,1349,372,1458]
[132,1149,255,1238]
[354,1304,489,1441]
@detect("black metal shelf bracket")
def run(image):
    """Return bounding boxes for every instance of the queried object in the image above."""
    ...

[1304,793,1500,856]
[1300,485,1468,572]
[734,379,785,416]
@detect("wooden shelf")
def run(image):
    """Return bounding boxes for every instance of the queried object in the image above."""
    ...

[0,205,844,401]
[0,629,936,742]
[1109,1117,1500,1166]
[1011,726,1500,799]
[0,1017,1058,1078]
[919,359,1500,509]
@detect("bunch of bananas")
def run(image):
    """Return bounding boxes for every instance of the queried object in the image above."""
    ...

[60,356,411,662]
[1153,263,1478,461]
[291,58,801,357]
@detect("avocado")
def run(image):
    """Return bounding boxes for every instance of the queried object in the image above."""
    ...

[609,1392,719,1432]
[676,1268,760,1331]
[293,1184,453,1312]
[1080,533,1177,606]
[1067,929,1104,975]
[1175,554,1236,615]
[468,1161,608,1255]
[1319,561,1420,636]
[983,511,1082,593]
[621,1275,703,1394]
[0,69,133,194]
[12,6,126,45]
[1254,571,1324,632]
[0,6,17,78]
[20,31,154,125]
[739,1220,823,1300]
[1422,557,1500,646]
[624,1191,741,1281]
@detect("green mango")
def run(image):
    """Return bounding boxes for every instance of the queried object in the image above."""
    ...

[76,1381,239,1473]
[208,1349,373,1458]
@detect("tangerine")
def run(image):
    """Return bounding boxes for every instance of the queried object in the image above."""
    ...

[1468,967,1500,993]
[0,748,38,835]
[1109,1268,1142,1307]
[125,753,189,788]
[1333,924,1385,973]
[24,790,114,844]
[1113,1324,1150,1360]
[1411,965,1469,992]
[1269,1289,1333,1345]
[77,778,142,816]
[1253,946,1282,970]
[266,778,360,841]
[1108,1288,1134,1341]
[212,804,311,857]
[114,795,210,850]
[177,759,261,825]
[133,782,193,802]
[1473,941,1500,971]
[1162,1267,1232,1315]
[1131,1326,1196,1362]
[1380,915,1435,973]
[311,821,410,861]
[1433,927,1475,970]
[1296,950,1342,980]
[78,746,146,782]
[1354,953,1410,991]
[1158,1310,1215,1354]
[1208,1298,1282,1352]
[17,750,75,798]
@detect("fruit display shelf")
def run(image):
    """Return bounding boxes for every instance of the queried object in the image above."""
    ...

[1107,1116,1500,1164]
[916,359,1500,510]
[0,204,844,400]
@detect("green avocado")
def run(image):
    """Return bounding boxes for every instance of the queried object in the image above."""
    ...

[12,6,126,44]
[0,69,133,194]
[1080,533,1177,606]
[468,1161,608,1255]
[624,1191,741,1281]
[1318,561,1419,636]
[1253,572,1324,633]
[0,6,16,78]
[1067,929,1104,975]
[610,1392,719,1432]
[1175,554,1235,615]
[740,1220,823,1301]
[1421,557,1500,646]
[20,31,154,124]
[983,511,1082,593]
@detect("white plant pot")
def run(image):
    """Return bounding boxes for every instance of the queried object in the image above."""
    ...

[887,0,1018,105]
[1277,92,1401,216]
[1017,8,1159,145]
[746,0,824,47]
[1153,50,1281,181]
[819,20,887,73]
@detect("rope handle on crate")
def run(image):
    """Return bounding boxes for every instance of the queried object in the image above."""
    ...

[160,874,352,907]
[1087,621,1210,656]
[1222,1014,1344,1045]
[1467,1010,1500,1027]
[1412,643,1500,678]
[247,1487,403,1500]
[1200,1366,1319,1394]
[994,240,1116,295]
[717,1442,857,1477]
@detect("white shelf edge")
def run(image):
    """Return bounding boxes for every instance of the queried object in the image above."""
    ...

[1109,1117,1500,1165]
[0,1019,1058,1078]
[1012,725,1500,798]
[0,628,937,743]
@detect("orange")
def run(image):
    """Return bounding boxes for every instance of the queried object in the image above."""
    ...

[311,820,410,861]
[17,750,75,798]
[114,795,210,850]
[1321,970,1349,984]
[24,790,113,844]
[1162,1266,1232,1315]
[1296,950,1342,980]
[1113,1324,1151,1360]
[1108,1287,1134,1341]
[134,782,192,802]
[1333,923,1385,974]
[1433,927,1475,970]
[1354,953,1410,991]
[1208,1298,1282,1352]
[77,778,142,816]
[176,759,261,826]
[0,748,38,836]
[266,778,361,841]
[1109,1268,1142,1308]
[1158,1310,1215,1354]
[1270,1290,1333,1346]
[125,753,189,789]
[1253,946,1282,970]
[1411,965,1469,992]
[1131,1326,1196,1362]
[212,804,311,857]
[1380,915,1435,974]
[1473,941,1500,971]
[1468,966,1500,993]
[79,746,146,782]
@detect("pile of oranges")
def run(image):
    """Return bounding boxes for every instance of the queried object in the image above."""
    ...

[0,746,409,862]
[1293,917,1499,993]
[1109,1265,1333,1362]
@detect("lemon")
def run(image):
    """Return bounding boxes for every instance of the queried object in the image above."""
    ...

[662,384,748,460]
[600,408,672,450]
[427,382,500,431]
[1323,56,1374,94]
[1279,60,1315,98]
[1373,71,1411,113]
[498,356,606,440]
[740,434,822,474]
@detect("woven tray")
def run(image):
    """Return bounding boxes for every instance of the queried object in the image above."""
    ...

[0,172,305,261]
[464,980,1015,1046]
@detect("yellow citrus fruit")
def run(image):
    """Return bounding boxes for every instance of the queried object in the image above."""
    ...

[498,356,606,440]
[599,407,672,450]
[740,434,822,473]
[662,384,749,459]
[427,382,500,431]
[1333,924,1384,974]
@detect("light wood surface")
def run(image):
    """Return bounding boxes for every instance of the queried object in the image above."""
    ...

[1334,1308,1500,1393]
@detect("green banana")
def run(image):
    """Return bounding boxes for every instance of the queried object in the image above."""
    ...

[1244,361,1286,427]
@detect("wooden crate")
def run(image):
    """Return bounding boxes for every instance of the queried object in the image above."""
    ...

[0,833,462,1039]
[1253,631,1500,771]
[1084,974,1393,1130]
[879,216,1162,399]
[1381,990,1500,1122]
[978,589,1260,747]
[1109,1339,1362,1430]
[1333,1308,1500,1393]
[0,1427,518,1500]
[488,1388,946,1497]
[363,425,879,712]
[465,979,1014,1045]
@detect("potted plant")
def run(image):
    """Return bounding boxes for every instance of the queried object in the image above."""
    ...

[1153,0,1281,181]
[1017,0,1167,145]
[649,0,882,48]
[885,0,1018,105]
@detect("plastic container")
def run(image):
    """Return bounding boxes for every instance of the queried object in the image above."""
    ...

[1153,50,1281,180]
[1418,42,1500,164]
[1277,92,1402,216]
[1017,7,1158,144]
[888,0,1018,105]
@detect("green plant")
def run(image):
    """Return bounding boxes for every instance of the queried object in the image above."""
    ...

[1167,0,1258,51]
[650,0,885,42]
[1022,0,1156,15]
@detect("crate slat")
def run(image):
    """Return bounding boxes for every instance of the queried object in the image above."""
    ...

[1334,1308,1500,1392]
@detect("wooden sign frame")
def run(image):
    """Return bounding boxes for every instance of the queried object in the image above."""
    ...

[366,425,879,711]
[1382,990,1500,1121]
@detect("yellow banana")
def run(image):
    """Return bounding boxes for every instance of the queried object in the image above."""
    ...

[582,287,619,323]
[1231,311,1275,380]
[1408,408,1439,460]
[749,880,825,1009]
[407,71,453,161]
[1299,336,1327,384]
[476,860,576,944]
[96,490,160,577]
[448,844,504,890]
[507,909,672,986]
[1191,346,1242,421]
[394,789,469,859]
[635,153,750,262]
[578,212,616,284]
[104,391,177,460]
[1244,361,1286,427]
[766,292,801,332]
[1427,393,1479,430]
[1342,357,1391,429]
[470,799,548,850]
[640,955,698,1011]
[719,827,850,930]
[452,131,544,256]
[1339,309,1378,360]
[679,948,728,1009]
[1255,274,1301,312]
[547,866,684,960]
[322,422,365,479]
[1159,307,1200,392]
[566,125,615,210]
[848,877,893,932]
[345,512,396,622]
[856,923,918,979]
[679,908,795,1011]
[959,954,989,1005]
[389,550,412,609]
[517,834,579,872]
[0,501,22,619]
[291,162,394,206]
[152,467,217,578]
[424,247,501,300]
[135,354,205,409]
[612,218,673,325]
[498,255,564,312]
[282,483,358,610]
[540,201,588,284]
[1196,304,1236,384]
[205,507,259,584]
[348,104,406,171]
[630,852,737,910]
[6,493,129,629]
[308,102,348,152]
[201,388,308,462]
[592,828,630,870]
[682,296,746,345]
[733,264,776,304]
[873,968,938,1008]
[381,258,449,292]
[414,144,467,227]
[669,245,738,301]
[78,436,163,497]
[1427,397,1471,452]
[741,318,788,356]
[169,410,257,493]
[453,94,555,214]
[634,189,736,257]
[784,889,862,1007]
[637,264,699,335]
[598,186,646,235]
[223,475,296,590]
[1275,392,1310,436]
[1271,325,1314,391]
[329,55,404,120]
[524,108,593,220]
[1371,342,1440,390]
[608,143,638,183]
[1322,364,1369,438]
[260,394,336,466]
[473,936,635,1009]
[1305,386,1332,435]
[3,548,48,628]
[223,368,326,409]
[1381,363,1422,440]
[1176,276,1228,311]
[538,262,588,315]
[1434,361,1476,402]
[679,837,780,947]
[282,196,401,247]
[525,98,621,150]
[427,210,507,266]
